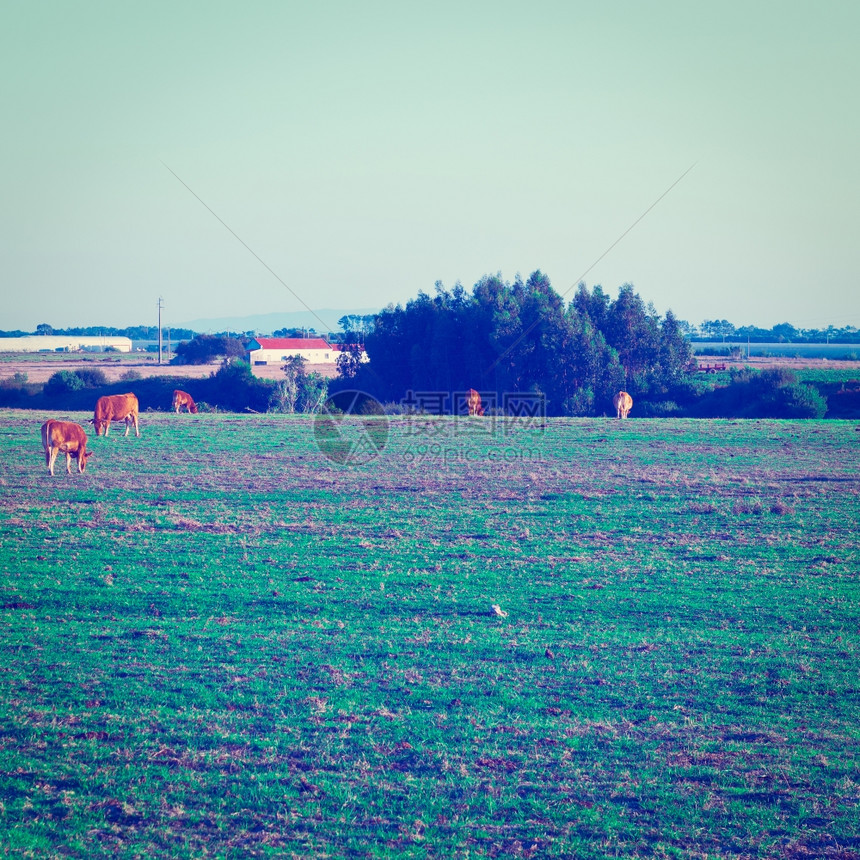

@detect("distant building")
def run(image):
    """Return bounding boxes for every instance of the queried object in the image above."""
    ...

[246,337,367,365]
[0,336,132,353]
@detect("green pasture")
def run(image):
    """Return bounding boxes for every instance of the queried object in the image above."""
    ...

[0,411,858,858]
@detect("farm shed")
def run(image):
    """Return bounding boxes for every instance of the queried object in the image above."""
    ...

[0,336,132,353]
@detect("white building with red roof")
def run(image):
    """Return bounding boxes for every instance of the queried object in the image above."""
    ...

[247,337,368,368]
[247,337,339,365]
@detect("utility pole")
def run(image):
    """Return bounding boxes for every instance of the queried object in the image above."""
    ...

[157,297,164,365]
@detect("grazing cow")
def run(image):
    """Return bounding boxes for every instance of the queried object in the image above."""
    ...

[93,393,140,437]
[41,420,92,476]
[467,388,484,417]
[172,389,198,414]
[613,390,633,419]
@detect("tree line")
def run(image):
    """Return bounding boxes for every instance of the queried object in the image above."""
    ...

[691,320,859,343]
[2,358,328,416]
[5,315,856,346]
[0,324,198,340]
[335,274,695,416]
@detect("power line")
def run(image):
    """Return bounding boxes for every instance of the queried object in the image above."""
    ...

[161,162,336,336]
[486,162,698,375]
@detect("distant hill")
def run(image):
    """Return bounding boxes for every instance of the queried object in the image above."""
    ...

[178,308,379,335]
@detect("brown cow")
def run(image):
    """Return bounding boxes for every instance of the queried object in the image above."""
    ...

[172,390,198,414]
[93,393,140,437]
[41,420,93,476]
[612,390,633,419]
[467,388,484,417]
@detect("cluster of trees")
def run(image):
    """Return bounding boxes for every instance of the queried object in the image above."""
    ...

[334,315,376,340]
[171,334,247,365]
[268,357,329,414]
[337,274,695,416]
[272,328,312,338]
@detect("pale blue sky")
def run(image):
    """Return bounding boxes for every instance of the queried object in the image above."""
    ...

[2,1,857,331]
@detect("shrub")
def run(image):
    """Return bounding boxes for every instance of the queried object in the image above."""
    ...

[563,388,595,417]
[207,359,272,412]
[359,398,386,416]
[638,400,680,417]
[73,367,108,388]
[44,370,86,397]
[268,360,329,414]
[269,357,304,413]
[298,372,329,414]
[0,372,36,406]
[693,367,828,418]
[777,383,827,418]
[268,379,298,413]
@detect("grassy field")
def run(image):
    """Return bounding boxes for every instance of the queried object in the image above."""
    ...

[1,410,858,858]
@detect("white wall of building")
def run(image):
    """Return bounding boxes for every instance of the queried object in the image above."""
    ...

[0,336,133,353]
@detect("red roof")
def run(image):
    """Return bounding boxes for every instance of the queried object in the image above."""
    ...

[252,338,332,350]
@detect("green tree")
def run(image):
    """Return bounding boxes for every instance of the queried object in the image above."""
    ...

[44,371,85,397]
[602,284,660,390]
[700,319,736,340]
[298,372,329,413]
[658,310,696,382]
[770,322,799,342]
[572,283,610,330]
[269,357,329,414]
[173,335,246,365]
[336,341,365,380]
[208,359,271,411]
[73,367,109,388]
[269,356,306,413]
[560,311,625,415]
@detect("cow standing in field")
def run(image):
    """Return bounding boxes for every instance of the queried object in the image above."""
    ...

[613,390,633,419]
[172,390,198,414]
[93,393,140,437]
[467,388,485,417]
[41,420,93,476]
